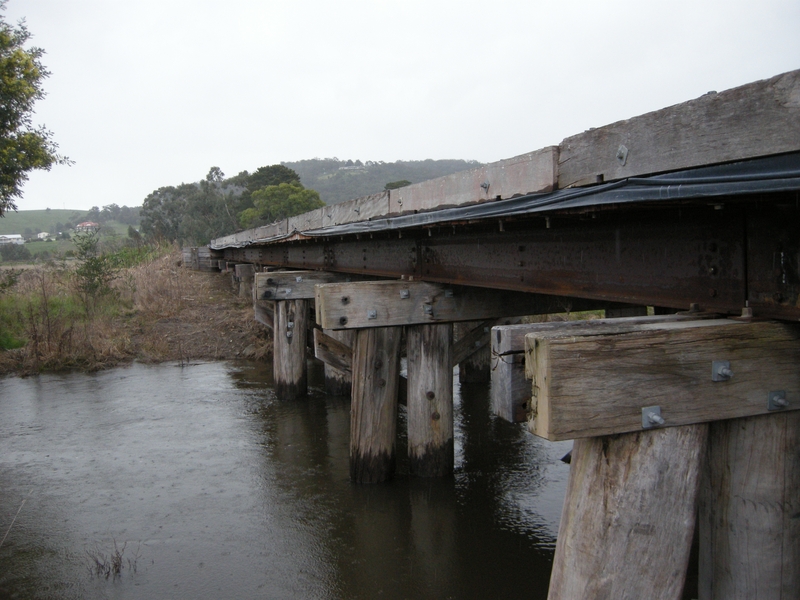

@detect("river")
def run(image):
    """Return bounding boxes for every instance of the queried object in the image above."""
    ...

[0,360,571,599]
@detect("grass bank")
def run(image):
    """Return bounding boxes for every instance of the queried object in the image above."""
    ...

[0,244,271,376]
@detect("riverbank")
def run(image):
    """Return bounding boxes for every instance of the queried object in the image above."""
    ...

[0,249,271,376]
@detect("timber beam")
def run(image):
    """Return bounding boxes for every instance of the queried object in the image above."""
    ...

[315,280,615,330]
[524,317,800,440]
[489,311,713,423]
[255,270,370,301]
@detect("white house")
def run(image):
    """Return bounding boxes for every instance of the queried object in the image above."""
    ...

[0,234,24,245]
[37,231,49,240]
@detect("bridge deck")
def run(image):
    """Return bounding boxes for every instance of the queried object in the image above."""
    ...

[211,70,800,321]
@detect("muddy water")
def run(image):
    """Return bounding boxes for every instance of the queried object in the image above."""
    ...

[0,361,571,599]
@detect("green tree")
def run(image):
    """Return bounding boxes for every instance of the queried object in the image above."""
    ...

[239,183,324,228]
[140,184,190,241]
[72,231,118,313]
[384,180,411,190]
[0,242,30,261]
[247,165,300,192]
[0,1,70,215]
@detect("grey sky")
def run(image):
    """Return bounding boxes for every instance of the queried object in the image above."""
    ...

[6,0,800,211]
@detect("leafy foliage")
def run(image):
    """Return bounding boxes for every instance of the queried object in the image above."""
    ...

[246,165,300,191]
[239,183,324,228]
[72,232,119,311]
[384,180,411,190]
[0,1,70,215]
[0,241,30,261]
[139,164,310,244]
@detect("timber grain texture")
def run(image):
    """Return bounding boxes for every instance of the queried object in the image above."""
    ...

[273,299,309,400]
[350,326,402,483]
[313,328,353,374]
[699,411,800,599]
[490,313,715,423]
[525,319,800,440]
[315,281,579,330]
[255,270,367,301]
[406,324,454,477]
[548,424,707,600]
[387,147,557,214]
[558,69,800,187]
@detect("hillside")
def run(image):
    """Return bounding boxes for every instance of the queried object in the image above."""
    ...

[283,158,482,205]
[0,209,87,236]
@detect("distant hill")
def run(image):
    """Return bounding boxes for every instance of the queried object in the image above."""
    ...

[0,209,87,236]
[0,208,139,238]
[282,158,482,205]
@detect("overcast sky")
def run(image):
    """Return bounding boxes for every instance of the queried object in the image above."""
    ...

[6,0,800,211]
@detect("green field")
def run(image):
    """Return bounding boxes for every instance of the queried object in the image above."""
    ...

[0,210,139,263]
[0,209,88,236]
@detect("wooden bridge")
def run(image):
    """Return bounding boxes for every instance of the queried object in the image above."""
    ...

[187,70,800,599]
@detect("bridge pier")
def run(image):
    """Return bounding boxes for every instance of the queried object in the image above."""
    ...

[407,323,454,477]
[273,299,309,400]
[234,263,256,299]
[699,411,800,598]
[350,326,402,483]
[523,317,800,599]
[314,280,561,482]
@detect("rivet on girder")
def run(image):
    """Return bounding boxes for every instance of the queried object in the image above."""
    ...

[423,303,433,316]
[400,289,410,299]
[367,310,377,320]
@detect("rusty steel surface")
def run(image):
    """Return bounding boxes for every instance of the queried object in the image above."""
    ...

[223,198,800,320]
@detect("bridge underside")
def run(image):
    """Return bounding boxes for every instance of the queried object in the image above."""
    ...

[222,194,799,321]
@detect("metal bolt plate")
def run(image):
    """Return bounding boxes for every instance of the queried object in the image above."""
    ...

[444,289,454,298]
[616,144,629,166]
[768,390,789,411]
[367,310,377,320]
[712,360,733,382]
[400,289,410,299]
[423,303,433,315]
[642,406,665,429]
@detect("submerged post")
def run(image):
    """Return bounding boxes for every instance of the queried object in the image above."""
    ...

[273,299,309,400]
[350,326,401,483]
[406,323,454,477]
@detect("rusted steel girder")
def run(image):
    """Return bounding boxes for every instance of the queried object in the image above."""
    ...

[223,199,800,321]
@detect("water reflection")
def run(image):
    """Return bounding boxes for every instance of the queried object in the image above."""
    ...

[1,360,569,599]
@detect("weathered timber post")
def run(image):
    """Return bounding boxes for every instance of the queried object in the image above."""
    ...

[407,323,454,477]
[350,326,401,483]
[454,321,490,383]
[548,425,708,600]
[273,299,309,400]
[523,318,800,598]
[323,329,355,396]
[235,263,256,299]
[698,410,800,599]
